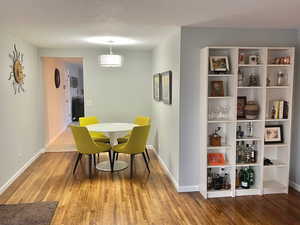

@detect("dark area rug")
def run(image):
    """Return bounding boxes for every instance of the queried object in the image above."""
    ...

[0,201,58,225]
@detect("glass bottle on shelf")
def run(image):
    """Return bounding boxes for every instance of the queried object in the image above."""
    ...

[244,144,251,163]
[277,71,285,86]
[238,70,244,87]
[241,168,250,189]
[223,173,231,190]
[207,168,213,190]
[248,167,255,186]
[236,126,244,139]
[236,141,243,163]
[247,122,253,137]
[250,141,257,163]
[236,169,240,188]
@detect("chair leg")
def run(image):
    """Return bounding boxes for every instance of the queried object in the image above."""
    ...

[130,154,135,179]
[145,148,150,161]
[93,154,97,168]
[116,153,119,161]
[88,155,92,179]
[108,151,113,171]
[112,151,116,173]
[142,152,150,173]
[73,153,82,174]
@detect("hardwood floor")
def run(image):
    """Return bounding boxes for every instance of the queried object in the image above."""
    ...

[1,151,300,225]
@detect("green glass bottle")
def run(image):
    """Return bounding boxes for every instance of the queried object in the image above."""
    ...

[241,168,250,189]
[248,167,255,186]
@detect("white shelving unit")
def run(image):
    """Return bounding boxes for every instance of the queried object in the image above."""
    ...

[199,47,295,198]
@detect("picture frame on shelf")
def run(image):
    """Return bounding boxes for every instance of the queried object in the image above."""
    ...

[237,96,247,119]
[209,56,229,72]
[153,73,161,101]
[210,80,224,97]
[161,70,172,105]
[264,125,284,144]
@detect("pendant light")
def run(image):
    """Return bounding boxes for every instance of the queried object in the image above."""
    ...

[99,42,123,67]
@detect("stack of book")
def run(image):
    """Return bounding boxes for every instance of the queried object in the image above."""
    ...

[271,100,288,119]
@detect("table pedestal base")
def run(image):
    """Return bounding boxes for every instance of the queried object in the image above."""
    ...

[96,160,128,172]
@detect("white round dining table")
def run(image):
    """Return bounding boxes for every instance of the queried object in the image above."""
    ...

[86,123,138,171]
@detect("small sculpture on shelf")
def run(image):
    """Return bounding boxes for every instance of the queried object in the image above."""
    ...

[209,127,222,146]
[248,73,259,86]
[271,56,290,65]
[277,71,286,86]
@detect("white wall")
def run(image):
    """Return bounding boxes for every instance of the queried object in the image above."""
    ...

[0,34,44,190]
[38,48,153,126]
[290,31,300,187]
[152,29,181,186]
[43,58,69,145]
[180,27,297,187]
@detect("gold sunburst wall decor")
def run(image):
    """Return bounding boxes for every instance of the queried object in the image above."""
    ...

[9,44,25,94]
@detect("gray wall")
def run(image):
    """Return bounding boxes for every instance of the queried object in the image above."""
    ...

[0,34,44,190]
[290,31,300,186]
[180,27,297,186]
[152,29,181,185]
[39,48,153,127]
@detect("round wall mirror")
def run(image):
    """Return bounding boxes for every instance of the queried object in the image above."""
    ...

[54,68,60,88]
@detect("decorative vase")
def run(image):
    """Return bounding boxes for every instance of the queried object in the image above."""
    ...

[245,101,259,120]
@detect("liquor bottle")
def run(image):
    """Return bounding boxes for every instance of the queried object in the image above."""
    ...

[207,168,213,190]
[244,144,251,163]
[236,169,241,188]
[248,167,255,186]
[250,141,257,163]
[241,168,250,189]
[247,122,253,137]
[236,141,243,163]
[238,169,244,188]
[224,173,231,190]
[236,126,244,139]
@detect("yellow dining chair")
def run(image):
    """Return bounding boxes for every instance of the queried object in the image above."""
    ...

[117,116,151,161]
[79,116,110,143]
[112,125,150,178]
[70,125,112,178]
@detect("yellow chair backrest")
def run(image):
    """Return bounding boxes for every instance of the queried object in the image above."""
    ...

[79,116,99,127]
[70,125,108,154]
[134,116,151,126]
[125,125,150,154]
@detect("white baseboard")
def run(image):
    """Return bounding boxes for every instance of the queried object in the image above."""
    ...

[177,185,200,192]
[289,180,300,192]
[151,147,179,191]
[151,146,199,193]
[0,148,44,195]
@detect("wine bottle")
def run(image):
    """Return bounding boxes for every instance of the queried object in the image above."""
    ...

[248,167,255,186]
[241,168,250,189]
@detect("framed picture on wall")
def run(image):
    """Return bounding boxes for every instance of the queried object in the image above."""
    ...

[153,73,161,101]
[161,71,172,105]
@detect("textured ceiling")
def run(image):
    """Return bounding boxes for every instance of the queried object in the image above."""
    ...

[1,0,299,49]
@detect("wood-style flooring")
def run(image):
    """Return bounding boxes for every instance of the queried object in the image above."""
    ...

[1,151,300,225]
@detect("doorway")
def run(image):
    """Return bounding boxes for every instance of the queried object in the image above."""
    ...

[42,57,84,150]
